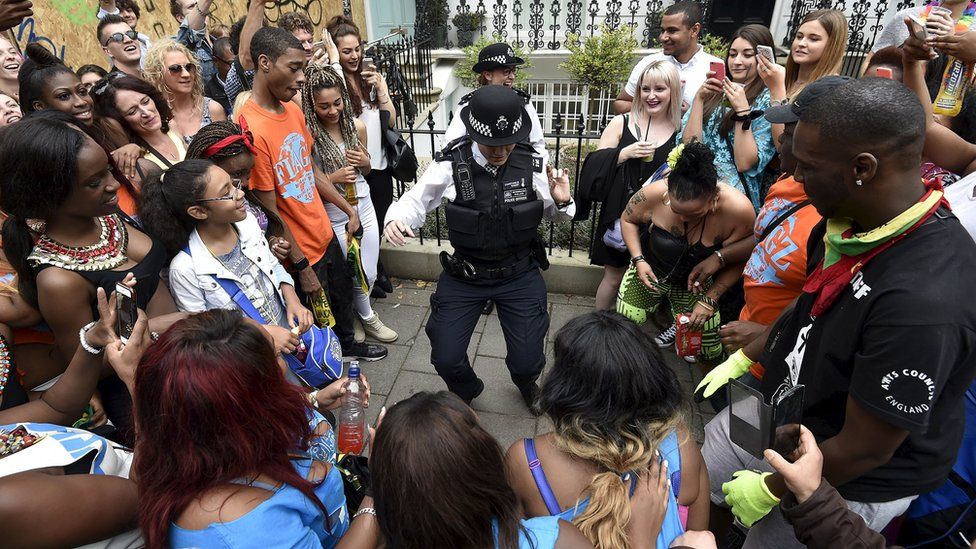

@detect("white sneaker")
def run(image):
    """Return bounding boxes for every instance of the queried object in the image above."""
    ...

[362,313,398,343]
[353,316,365,343]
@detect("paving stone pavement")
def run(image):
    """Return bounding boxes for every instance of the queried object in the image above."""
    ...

[361,280,715,451]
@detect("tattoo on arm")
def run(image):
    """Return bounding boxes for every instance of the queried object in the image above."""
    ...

[632,189,646,204]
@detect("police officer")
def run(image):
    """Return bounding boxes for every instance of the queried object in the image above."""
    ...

[384,85,575,408]
[443,42,548,164]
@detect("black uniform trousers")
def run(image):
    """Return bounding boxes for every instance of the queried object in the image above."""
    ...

[426,267,550,401]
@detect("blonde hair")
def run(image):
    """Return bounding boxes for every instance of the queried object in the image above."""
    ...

[231,91,251,124]
[630,60,682,131]
[553,415,682,549]
[785,9,848,98]
[142,38,204,109]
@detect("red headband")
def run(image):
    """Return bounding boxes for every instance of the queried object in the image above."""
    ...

[202,118,256,157]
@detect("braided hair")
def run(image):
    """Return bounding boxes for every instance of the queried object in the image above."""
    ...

[301,64,361,176]
[186,121,285,238]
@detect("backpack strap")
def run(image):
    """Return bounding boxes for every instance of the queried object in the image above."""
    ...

[523,438,563,516]
[758,199,812,243]
[181,245,268,324]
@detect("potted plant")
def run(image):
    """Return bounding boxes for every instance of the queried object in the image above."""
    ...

[560,25,638,94]
[453,33,533,88]
[453,11,485,47]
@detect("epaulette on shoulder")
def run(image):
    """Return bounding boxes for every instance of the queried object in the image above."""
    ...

[435,135,472,162]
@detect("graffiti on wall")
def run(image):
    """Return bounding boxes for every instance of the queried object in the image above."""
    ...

[18,18,68,60]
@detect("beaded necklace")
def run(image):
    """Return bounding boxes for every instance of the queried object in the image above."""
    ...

[0,335,10,404]
[28,214,129,272]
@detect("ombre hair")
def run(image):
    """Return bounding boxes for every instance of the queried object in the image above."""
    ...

[142,38,205,108]
[702,24,775,137]
[630,60,682,131]
[371,391,528,549]
[537,311,684,549]
[785,9,848,98]
[132,310,324,549]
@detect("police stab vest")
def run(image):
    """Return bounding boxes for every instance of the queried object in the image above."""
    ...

[440,137,544,262]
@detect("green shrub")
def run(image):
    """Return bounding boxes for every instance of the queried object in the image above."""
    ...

[452,11,485,30]
[699,33,729,60]
[560,25,639,92]
[453,34,534,89]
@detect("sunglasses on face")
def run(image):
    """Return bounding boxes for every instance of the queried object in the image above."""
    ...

[196,179,244,203]
[103,30,139,46]
[167,62,197,75]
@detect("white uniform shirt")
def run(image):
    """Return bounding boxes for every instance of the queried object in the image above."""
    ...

[624,45,722,108]
[385,141,575,229]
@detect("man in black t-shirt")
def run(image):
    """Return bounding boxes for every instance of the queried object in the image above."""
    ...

[699,78,976,548]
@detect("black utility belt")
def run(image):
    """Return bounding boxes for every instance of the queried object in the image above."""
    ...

[439,250,537,281]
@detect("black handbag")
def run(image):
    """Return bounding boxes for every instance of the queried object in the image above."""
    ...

[336,453,371,513]
[379,109,418,182]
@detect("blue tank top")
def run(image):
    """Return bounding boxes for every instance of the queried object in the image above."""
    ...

[170,412,349,548]
[523,430,685,548]
[492,516,562,549]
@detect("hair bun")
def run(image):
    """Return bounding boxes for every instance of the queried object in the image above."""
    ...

[672,141,714,176]
[24,43,63,69]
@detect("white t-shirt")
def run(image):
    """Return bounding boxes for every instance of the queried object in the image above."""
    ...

[359,102,388,171]
[624,45,722,107]
[944,171,976,241]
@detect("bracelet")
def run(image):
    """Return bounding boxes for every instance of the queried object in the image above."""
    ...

[695,300,715,313]
[699,295,719,309]
[555,199,573,209]
[631,255,646,266]
[354,507,377,519]
[307,390,319,409]
[714,249,726,267]
[290,257,310,273]
[730,110,765,131]
[79,322,104,355]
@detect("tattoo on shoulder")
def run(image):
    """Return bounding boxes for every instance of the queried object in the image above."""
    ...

[632,189,646,204]
[670,225,683,237]
[625,203,634,217]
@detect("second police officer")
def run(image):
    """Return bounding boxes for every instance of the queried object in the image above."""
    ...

[384,85,575,408]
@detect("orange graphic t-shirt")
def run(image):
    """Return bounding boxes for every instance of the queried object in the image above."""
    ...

[740,175,822,379]
[239,99,334,264]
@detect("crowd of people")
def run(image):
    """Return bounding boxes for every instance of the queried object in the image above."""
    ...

[0,0,974,547]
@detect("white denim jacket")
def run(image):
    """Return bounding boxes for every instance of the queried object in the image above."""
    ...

[168,212,294,314]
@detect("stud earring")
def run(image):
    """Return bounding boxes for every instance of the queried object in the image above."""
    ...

[855,179,863,186]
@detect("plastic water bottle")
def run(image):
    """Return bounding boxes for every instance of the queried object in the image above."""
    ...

[337,362,367,455]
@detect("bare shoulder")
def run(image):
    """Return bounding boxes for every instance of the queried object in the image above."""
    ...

[554,519,595,549]
[174,484,276,530]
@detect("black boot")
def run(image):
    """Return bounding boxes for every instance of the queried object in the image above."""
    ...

[462,379,486,406]
[482,300,495,315]
[370,286,387,299]
[375,263,394,294]
[518,381,541,415]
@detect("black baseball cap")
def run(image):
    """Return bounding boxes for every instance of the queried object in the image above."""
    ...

[764,76,853,124]
[460,85,532,146]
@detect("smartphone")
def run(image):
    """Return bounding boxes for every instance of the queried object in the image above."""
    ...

[756,45,775,63]
[709,60,726,82]
[771,384,805,457]
[875,67,894,79]
[907,13,928,41]
[728,379,767,459]
[115,283,137,344]
[362,56,376,72]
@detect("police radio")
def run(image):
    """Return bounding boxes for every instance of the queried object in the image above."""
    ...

[456,162,476,202]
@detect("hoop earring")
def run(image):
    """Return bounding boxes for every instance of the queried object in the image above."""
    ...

[662,191,670,206]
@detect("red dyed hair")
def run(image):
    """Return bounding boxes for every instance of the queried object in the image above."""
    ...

[132,310,322,549]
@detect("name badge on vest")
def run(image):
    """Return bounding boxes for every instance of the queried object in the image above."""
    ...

[503,178,529,204]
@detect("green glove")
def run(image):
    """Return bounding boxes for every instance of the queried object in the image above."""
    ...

[694,348,753,401]
[722,470,780,527]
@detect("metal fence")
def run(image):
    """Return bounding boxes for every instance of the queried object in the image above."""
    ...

[783,0,920,76]
[393,109,609,259]
[367,35,437,128]
[415,0,715,50]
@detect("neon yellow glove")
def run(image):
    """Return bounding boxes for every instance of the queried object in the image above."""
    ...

[722,470,780,527]
[694,348,754,401]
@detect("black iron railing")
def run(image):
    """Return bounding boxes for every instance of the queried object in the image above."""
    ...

[392,109,608,259]
[782,0,922,76]
[415,0,715,50]
[368,36,437,128]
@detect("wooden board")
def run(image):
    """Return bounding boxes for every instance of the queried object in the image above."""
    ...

[16,0,367,70]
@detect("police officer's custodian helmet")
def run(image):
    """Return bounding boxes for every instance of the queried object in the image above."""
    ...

[459,85,533,147]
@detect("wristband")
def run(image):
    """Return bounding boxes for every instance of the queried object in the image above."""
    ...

[555,199,573,209]
[307,390,320,409]
[79,322,104,355]
[290,257,310,273]
[631,255,646,266]
[714,249,726,267]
